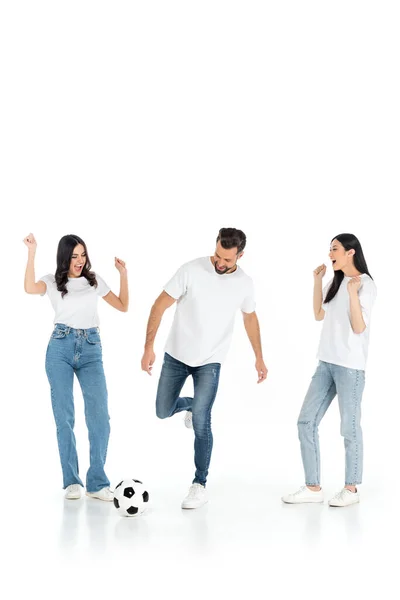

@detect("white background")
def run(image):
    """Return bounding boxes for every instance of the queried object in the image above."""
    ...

[1,1,399,598]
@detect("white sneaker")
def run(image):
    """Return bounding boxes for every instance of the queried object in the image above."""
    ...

[281,485,324,504]
[329,488,360,507]
[86,487,114,502]
[184,411,193,429]
[181,483,208,509]
[64,484,82,500]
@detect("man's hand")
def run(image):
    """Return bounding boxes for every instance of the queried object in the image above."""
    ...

[141,348,156,375]
[255,358,268,384]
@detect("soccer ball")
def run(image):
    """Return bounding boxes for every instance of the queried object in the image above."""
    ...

[113,479,150,517]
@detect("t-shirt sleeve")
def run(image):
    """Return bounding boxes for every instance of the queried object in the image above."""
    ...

[38,274,54,296]
[359,279,377,327]
[241,279,256,314]
[95,274,111,297]
[163,265,188,300]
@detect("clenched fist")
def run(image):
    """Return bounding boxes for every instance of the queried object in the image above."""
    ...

[23,233,37,252]
[347,276,361,294]
[114,257,127,275]
[313,264,326,280]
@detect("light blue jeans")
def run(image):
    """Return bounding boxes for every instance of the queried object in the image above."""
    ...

[156,353,221,486]
[45,324,110,492]
[298,361,365,486]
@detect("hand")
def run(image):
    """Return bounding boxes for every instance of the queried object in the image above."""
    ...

[313,264,326,280]
[141,348,156,375]
[347,276,361,294]
[114,257,127,275]
[255,358,268,384]
[23,233,37,252]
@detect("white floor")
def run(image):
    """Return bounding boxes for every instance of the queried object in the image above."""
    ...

[4,474,397,599]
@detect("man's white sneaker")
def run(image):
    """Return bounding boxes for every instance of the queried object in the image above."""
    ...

[329,488,360,507]
[86,487,114,502]
[184,411,193,429]
[281,486,324,504]
[64,484,82,500]
[181,484,208,509]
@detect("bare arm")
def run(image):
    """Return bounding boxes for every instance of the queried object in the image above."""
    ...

[103,258,129,312]
[348,277,366,334]
[313,264,326,321]
[23,233,46,295]
[242,311,268,383]
[141,291,177,374]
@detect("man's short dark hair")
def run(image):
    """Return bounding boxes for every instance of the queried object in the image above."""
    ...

[216,228,246,254]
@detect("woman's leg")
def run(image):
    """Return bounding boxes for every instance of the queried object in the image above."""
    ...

[45,333,83,488]
[333,365,365,488]
[297,361,336,486]
[76,333,110,493]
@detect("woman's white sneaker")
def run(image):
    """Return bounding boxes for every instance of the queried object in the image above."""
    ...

[329,488,360,507]
[184,411,193,429]
[86,487,114,502]
[64,484,82,500]
[281,486,324,504]
[181,484,208,509]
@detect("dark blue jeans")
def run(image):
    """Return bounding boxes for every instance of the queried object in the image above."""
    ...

[45,324,111,492]
[156,353,221,486]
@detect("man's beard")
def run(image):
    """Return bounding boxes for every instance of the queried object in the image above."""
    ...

[214,263,235,275]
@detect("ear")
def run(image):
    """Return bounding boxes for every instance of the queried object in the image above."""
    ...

[237,251,244,260]
[348,249,355,257]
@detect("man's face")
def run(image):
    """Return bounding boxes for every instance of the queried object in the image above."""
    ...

[212,241,242,275]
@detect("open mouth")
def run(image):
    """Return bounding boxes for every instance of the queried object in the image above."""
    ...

[332,260,337,266]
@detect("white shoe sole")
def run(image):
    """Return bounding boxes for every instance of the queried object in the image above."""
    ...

[329,499,360,507]
[181,499,208,510]
[65,494,81,500]
[85,492,113,502]
[281,497,324,504]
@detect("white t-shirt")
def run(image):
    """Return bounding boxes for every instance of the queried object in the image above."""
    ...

[317,274,377,370]
[164,257,256,366]
[40,273,111,329]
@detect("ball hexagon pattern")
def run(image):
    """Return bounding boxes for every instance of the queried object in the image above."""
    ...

[113,479,149,517]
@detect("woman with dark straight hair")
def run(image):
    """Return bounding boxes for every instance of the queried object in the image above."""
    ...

[23,233,129,501]
[282,233,377,507]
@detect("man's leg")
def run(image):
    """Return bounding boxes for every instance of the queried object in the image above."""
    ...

[156,353,191,418]
[191,362,221,487]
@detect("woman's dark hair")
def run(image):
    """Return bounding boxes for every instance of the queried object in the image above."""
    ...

[324,233,373,303]
[55,234,97,297]
[216,228,247,254]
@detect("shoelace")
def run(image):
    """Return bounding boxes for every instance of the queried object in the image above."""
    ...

[187,485,203,498]
[332,489,348,500]
[293,486,307,495]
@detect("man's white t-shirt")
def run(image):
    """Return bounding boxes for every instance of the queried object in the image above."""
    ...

[317,274,377,370]
[39,273,111,329]
[164,257,256,367]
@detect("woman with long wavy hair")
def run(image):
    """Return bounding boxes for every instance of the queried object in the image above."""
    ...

[23,233,128,501]
[282,233,377,507]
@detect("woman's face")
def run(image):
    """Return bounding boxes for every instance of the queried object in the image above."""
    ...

[328,239,354,271]
[68,244,87,278]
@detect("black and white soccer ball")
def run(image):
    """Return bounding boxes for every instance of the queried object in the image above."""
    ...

[113,479,150,517]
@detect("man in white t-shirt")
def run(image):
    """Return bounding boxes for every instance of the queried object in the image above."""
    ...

[141,228,268,509]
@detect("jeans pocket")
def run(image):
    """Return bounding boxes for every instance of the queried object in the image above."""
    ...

[51,328,67,340]
[86,332,102,345]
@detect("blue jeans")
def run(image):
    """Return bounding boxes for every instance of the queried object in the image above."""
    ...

[298,361,365,486]
[45,324,110,492]
[156,353,221,486]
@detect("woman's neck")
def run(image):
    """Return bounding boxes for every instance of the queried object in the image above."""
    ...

[342,266,362,277]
